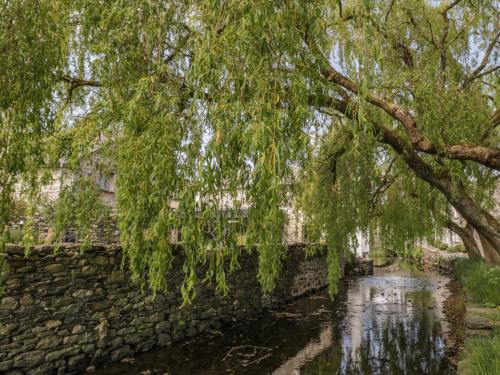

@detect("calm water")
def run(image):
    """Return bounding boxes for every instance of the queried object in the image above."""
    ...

[93,265,456,375]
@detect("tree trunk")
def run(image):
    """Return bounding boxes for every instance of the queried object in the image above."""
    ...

[377,125,500,262]
[425,182,500,263]
[445,189,500,262]
[447,221,483,261]
[477,231,500,264]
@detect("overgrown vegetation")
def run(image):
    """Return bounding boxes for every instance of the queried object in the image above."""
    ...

[369,248,387,258]
[455,259,500,307]
[461,329,500,375]
[401,247,425,266]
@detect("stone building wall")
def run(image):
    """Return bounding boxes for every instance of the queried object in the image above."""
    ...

[0,244,329,375]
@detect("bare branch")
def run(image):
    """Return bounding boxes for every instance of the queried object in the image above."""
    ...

[163,27,193,63]
[473,65,500,81]
[61,76,102,88]
[439,11,451,81]
[448,28,465,47]
[384,0,395,23]
[60,76,103,104]
[481,109,500,142]
[425,18,437,45]
[407,10,438,47]
[442,0,464,14]
[464,30,500,87]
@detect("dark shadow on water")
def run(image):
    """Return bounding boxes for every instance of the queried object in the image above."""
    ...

[94,265,456,375]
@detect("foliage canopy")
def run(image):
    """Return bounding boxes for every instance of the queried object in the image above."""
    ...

[1,0,499,300]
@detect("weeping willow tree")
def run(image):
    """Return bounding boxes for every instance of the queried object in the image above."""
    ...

[1,0,499,300]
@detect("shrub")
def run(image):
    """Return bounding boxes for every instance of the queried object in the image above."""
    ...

[461,329,500,375]
[435,241,449,250]
[448,243,466,253]
[455,259,500,307]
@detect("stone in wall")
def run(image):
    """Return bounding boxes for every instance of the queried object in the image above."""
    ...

[0,244,328,374]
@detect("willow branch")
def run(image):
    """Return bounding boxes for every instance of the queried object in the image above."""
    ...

[314,51,429,147]
[370,158,397,215]
[367,13,414,68]
[473,65,500,81]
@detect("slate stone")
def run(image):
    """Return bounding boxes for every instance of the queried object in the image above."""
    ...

[45,264,65,274]
[36,335,62,350]
[1,297,19,310]
[465,314,492,330]
[14,350,45,368]
[110,346,133,362]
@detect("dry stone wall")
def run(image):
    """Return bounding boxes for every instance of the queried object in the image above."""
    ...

[0,244,328,375]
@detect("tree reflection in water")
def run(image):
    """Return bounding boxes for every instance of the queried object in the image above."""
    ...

[301,274,453,375]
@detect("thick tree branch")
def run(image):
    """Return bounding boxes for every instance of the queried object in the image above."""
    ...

[308,47,500,170]
[427,144,500,170]
[321,64,427,146]
[446,220,483,260]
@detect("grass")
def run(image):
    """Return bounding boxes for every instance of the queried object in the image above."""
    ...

[455,259,500,307]
[455,259,500,374]
[461,330,500,375]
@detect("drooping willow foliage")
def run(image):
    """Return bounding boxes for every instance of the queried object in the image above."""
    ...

[1,1,498,301]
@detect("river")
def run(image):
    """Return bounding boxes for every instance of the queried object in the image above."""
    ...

[93,264,459,375]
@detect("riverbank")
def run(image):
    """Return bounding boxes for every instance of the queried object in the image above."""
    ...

[453,259,500,375]
[420,244,500,375]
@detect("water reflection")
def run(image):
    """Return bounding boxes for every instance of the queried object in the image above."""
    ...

[94,266,455,375]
